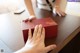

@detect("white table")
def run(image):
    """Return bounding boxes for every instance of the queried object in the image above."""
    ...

[0,11,29,52]
[0,40,12,53]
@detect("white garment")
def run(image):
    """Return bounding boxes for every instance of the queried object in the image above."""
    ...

[37,0,54,11]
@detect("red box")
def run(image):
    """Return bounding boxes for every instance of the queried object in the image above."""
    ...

[21,17,58,43]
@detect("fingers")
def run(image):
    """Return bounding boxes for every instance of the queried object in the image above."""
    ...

[45,44,57,52]
[53,8,66,17]
[36,24,43,38]
[33,25,39,39]
[57,11,66,17]
[28,29,32,40]
[23,16,36,22]
[56,11,61,17]
[23,18,29,22]
[41,28,45,42]
[33,25,45,41]
[29,24,45,44]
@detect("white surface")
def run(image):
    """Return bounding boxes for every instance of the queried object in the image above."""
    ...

[0,10,29,52]
[0,0,30,52]
[66,2,80,16]
[0,40,12,53]
[0,0,26,14]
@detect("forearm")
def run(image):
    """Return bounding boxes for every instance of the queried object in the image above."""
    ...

[24,0,35,16]
[14,48,31,53]
[14,48,37,53]
[54,0,61,7]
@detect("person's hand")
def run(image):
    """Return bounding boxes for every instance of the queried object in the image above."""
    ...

[15,25,56,53]
[23,15,36,22]
[53,7,66,17]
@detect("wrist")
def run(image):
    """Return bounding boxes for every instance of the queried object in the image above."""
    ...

[29,15,36,19]
[29,12,35,17]
[54,5,60,10]
[54,5,60,8]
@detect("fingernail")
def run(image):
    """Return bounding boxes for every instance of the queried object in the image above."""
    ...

[52,45,57,49]
[39,24,42,27]
[35,25,38,28]
[29,17,36,22]
[23,19,29,22]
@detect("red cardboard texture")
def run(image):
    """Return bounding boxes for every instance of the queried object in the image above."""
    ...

[21,17,58,43]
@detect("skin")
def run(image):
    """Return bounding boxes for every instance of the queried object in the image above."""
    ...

[24,0,66,17]
[24,0,35,16]
[53,0,66,16]
[14,25,56,53]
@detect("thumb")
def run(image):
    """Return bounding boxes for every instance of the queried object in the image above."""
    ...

[45,44,57,52]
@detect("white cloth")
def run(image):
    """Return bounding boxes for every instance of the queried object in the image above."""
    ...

[37,0,54,11]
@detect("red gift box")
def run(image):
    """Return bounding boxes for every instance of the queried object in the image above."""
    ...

[21,17,58,43]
